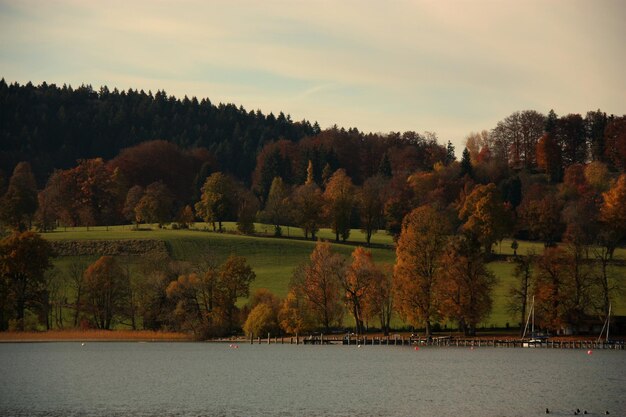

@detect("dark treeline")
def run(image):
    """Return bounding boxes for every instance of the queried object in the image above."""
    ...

[0,79,319,185]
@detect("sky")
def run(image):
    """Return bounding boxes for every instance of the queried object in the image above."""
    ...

[1,0,624,153]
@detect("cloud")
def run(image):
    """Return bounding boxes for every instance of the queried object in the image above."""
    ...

[1,0,624,151]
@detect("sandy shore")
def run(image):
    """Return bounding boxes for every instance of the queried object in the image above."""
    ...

[0,330,192,342]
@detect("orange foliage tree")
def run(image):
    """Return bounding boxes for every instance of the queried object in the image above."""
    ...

[167,255,255,337]
[393,205,451,336]
[362,263,393,335]
[323,169,355,242]
[243,288,281,337]
[458,183,511,255]
[278,288,316,335]
[83,256,130,330]
[532,247,571,332]
[438,237,497,336]
[290,241,344,332]
[0,231,53,330]
[536,133,562,182]
[290,162,324,239]
[343,247,384,334]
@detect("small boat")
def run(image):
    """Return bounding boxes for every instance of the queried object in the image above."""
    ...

[597,303,612,344]
[522,296,548,347]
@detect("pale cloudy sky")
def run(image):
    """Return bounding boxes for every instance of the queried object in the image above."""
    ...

[1,0,624,152]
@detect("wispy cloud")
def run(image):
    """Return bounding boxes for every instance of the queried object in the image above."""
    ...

[1,0,624,150]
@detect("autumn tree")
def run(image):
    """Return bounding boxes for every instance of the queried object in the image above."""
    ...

[219,255,256,332]
[278,288,316,335]
[458,183,511,255]
[358,175,388,245]
[536,133,563,182]
[438,237,497,336]
[393,205,451,336]
[489,110,545,168]
[517,187,564,247]
[123,185,144,227]
[134,181,174,227]
[0,232,53,330]
[291,241,344,332]
[138,252,185,331]
[109,139,212,203]
[342,247,381,334]
[0,162,38,231]
[362,263,393,335]
[165,254,254,337]
[166,269,224,338]
[598,174,626,258]
[83,256,130,330]
[37,159,124,229]
[235,185,259,235]
[258,177,290,236]
[583,163,610,196]
[290,175,324,240]
[195,172,237,232]
[243,289,281,337]
[533,247,570,332]
[178,205,195,228]
[323,169,355,242]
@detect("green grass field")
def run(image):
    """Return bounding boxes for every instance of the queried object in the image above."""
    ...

[42,223,625,330]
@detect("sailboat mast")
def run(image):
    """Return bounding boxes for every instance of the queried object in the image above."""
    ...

[531,296,535,335]
[522,295,535,339]
[606,303,611,343]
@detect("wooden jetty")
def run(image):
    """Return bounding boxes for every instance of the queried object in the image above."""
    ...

[244,333,625,350]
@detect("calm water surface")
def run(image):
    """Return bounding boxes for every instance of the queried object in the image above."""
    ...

[1,342,625,417]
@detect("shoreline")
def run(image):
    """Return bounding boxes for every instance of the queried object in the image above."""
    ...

[0,330,192,343]
[1,330,623,346]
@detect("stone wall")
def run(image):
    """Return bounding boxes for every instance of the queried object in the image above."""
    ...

[50,239,169,257]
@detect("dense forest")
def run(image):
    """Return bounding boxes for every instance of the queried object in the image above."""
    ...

[1,79,625,337]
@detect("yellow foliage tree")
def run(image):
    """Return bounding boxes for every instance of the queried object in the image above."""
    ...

[393,205,451,336]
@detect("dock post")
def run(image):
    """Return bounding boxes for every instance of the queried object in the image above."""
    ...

[267,333,271,344]
[250,333,253,345]
[296,333,299,345]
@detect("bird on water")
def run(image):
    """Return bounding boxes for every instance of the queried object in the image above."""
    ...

[546,408,550,414]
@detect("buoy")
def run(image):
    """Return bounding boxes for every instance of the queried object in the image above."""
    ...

[414,346,419,351]
[357,344,361,348]
[81,342,85,346]
[470,346,474,350]
[229,344,233,348]
[234,345,239,349]
[587,350,592,355]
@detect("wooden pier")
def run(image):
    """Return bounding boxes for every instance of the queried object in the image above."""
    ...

[244,333,625,350]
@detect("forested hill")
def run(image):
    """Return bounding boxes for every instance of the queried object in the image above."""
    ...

[0,79,319,184]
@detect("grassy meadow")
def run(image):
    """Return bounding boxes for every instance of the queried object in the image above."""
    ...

[41,223,625,330]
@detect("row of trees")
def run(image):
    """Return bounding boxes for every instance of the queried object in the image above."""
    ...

[0,231,257,336]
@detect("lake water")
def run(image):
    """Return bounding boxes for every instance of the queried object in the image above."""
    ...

[0,342,624,417]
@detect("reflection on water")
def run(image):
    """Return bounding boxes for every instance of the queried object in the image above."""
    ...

[0,342,625,417]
